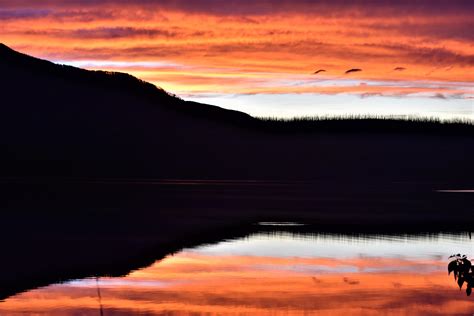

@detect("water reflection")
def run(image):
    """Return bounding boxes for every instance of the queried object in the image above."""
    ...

[96,277,104,316]
[1,231,474,315]
[257,222,306,226]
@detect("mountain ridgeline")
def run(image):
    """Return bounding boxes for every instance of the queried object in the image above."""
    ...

[0,43,472,183]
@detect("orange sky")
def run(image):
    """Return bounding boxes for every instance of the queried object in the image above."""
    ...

[0,1,473,118]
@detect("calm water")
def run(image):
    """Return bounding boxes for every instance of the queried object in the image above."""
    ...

[1,230,474,315]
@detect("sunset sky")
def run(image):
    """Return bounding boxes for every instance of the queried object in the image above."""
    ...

[1,1,473,119]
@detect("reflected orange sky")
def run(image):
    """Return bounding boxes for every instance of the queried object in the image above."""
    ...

[1,252,473,315]
[0,1,473,118]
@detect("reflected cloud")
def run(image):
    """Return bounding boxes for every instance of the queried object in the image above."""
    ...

[0,253,469,315]
[1,232,474,314]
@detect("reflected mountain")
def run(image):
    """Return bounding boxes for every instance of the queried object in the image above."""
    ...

[2,230,474,315]
[1,179,474,302]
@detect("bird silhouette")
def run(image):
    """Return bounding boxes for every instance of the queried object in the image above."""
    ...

[313,69,326,74]
[394,67,406,71]
[345,68,362,74]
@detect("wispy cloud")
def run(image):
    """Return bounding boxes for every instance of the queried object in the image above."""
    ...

[0,8,51,20]
[34,27,178,39]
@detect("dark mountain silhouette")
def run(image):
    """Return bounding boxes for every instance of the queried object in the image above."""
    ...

[0,43,473,182]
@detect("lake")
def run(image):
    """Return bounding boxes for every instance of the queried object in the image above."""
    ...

[1,226,473,315]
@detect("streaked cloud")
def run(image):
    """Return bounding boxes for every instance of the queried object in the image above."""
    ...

[0,252,469,315]
[0,8,51,20]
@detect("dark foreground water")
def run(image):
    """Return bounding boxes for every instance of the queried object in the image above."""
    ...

[1,229,474,315]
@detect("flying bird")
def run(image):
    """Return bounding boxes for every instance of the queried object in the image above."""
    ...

[394,67,406,71]
[313,69,326,74]
[345,68,362,74]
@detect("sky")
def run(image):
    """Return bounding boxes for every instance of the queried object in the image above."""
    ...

[0,0,473,119]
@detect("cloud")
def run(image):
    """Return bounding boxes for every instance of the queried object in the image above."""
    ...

[0,8,51,20]
[345,68,362,74]
[370,19,474,42]
[71,27,177,39]
[359,92,383,99]
[22,27,179,39]
[2,1,473,17]
[313,69,326,74]
[0,0,472,103]
[218,16,260,24]
[342,277,360,285]
[361,43,474,67]
[406,47,474,67]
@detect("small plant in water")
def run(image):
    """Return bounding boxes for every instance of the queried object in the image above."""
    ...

[448,254,474,296]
